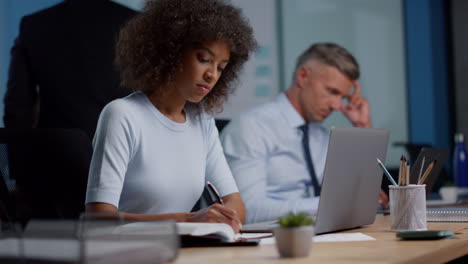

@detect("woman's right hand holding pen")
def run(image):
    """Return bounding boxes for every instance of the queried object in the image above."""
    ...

[187,203,243,233]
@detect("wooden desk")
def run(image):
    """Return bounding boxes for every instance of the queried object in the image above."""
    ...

[175,215,468,264]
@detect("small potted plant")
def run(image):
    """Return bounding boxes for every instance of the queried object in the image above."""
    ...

[273,212,315,258]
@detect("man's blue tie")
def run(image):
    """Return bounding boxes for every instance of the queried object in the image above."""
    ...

[299,124,321,196]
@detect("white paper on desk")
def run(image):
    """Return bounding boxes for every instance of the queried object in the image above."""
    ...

[260,232,375,245]
[313,233,376,242]
[235,233,273,240]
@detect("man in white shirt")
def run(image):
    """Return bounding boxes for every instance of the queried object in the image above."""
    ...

[220,43,388,224]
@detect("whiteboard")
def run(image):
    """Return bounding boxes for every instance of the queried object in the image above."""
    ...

[216,0,280,119]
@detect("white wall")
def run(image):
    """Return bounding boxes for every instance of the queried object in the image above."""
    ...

[281,0,408,166]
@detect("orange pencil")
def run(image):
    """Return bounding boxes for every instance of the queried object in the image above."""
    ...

[418,161,435,185]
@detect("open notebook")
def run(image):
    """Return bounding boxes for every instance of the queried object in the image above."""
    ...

[177,223,236,241]
[116,222,266,247]
[177,223,269,247]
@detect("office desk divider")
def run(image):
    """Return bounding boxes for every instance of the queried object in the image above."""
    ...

[0,225,21,262]
[0,219,81,263]
[80,214,179,264]
[0,214,179,263]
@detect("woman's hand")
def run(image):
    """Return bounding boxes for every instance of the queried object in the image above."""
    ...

[187,203,243,233]
[86,193,246,234]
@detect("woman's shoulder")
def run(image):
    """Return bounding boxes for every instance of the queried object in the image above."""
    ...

[103,92,146,114]
[98,92,149,126]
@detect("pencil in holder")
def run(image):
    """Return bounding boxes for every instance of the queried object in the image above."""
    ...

[389,184,427,231]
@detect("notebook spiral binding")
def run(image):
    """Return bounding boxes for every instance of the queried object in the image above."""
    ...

[426,208,468,222]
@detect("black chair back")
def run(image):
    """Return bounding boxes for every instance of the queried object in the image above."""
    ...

[0,128,92,223]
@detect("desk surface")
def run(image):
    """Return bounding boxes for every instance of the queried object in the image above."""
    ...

[175,215,468,264]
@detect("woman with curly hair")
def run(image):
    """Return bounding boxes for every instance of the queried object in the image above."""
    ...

[85,0,256,233]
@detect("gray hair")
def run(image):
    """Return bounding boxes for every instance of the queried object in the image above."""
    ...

[293,43,360,82]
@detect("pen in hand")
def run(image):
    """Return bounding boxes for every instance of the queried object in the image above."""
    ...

[207,181,224,205]
[205,181,244,232]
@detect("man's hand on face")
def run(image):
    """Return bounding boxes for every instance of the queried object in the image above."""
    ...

[341,81,372,128]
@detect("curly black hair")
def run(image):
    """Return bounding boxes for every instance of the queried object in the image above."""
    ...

[115,0,257,113]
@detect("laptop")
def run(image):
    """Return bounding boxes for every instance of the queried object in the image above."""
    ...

[241,127,390,234]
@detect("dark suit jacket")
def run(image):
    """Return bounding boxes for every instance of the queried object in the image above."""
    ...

[4,0,137,140]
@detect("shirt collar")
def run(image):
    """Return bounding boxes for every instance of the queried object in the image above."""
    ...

[277,92,306,128]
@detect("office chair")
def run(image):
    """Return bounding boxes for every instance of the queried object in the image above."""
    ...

[0,128,93,223]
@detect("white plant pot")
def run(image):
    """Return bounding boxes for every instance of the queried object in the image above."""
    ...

[273,225,314,258]
[439,186,458,203]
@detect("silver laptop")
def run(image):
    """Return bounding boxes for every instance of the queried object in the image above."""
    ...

[242,127,390,234]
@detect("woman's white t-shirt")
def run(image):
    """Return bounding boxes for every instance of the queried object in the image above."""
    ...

[85,92,238,214]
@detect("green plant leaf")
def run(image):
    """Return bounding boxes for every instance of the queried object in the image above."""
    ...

[278,212,314,227]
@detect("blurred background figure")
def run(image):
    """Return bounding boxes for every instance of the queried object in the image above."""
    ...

[3,0,137,140]
[1,0,137,225]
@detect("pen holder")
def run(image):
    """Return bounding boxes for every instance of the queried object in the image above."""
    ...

[389,185,427,232]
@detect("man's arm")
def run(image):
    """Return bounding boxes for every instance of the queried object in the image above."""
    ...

[4,17,38,128]
[220,117,318,224]
[226,154,318,223]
